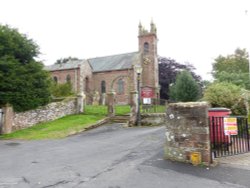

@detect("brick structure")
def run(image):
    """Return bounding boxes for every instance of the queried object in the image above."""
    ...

[45,21,160,104]
[139,21,159,99]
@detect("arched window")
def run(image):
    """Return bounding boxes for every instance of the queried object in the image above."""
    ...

[144,42,149,53]
[66,74,71,83]
[117,79,124,94]
[101,80,106,94]
[53,76,58,84]
[85,77,90,92]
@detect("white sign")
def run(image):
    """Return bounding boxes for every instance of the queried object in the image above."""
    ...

[224,117,238,135]
[143,98,151,104]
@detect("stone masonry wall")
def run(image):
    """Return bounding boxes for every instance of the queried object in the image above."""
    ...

[12,99,77,131]
[164,102,211,165]
[141,113,166,126]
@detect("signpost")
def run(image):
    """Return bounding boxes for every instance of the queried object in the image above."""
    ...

[141,87,154,105]
[143,98,151,104]
[141,87,154,98]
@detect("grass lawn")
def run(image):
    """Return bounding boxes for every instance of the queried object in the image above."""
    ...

[85,105,130,116]
[115,105,130,115]
[0,113,105,140]
[141,105,166,113]
[0,105,130,140]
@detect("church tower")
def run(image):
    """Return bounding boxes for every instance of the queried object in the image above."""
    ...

[138,21,159,99]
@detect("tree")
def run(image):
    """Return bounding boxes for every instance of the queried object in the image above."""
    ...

[203,82,246,115]
[212,48,250,89]
[0,25,51,112]
[169,70,200,102]
[0,25,39,64]
[158,57,203,100]
[55,57,79,64]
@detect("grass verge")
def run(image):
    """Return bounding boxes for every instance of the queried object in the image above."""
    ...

[0,113,105,140]
[0,105,130,140]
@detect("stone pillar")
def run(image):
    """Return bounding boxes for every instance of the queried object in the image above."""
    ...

[164,102,211,166]
[101,93,106,105]
[77,92,85,114]
[107,91,116,117]
[129,91,138,126]
[1,105,13,134]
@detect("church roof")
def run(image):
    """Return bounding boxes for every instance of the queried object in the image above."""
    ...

[44,59,85,71]
[45,52,140,72]
[88,52,140,72]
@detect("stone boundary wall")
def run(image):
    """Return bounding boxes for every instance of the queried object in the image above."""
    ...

[12,98,77,131]
[141,113,166,126]
[164,102,211,165]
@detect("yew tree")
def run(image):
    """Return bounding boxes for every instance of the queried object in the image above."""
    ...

[169,70,200,102]
[0,25,51,112]
[158,57,203,100]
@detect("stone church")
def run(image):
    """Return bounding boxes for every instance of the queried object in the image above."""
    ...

[45,21,159,105]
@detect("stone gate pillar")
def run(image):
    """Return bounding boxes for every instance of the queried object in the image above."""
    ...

[164,102,211,165]
[107,91,116,117]
[129,91,138,126]
[77,92,85,114]
[1,105,13,134]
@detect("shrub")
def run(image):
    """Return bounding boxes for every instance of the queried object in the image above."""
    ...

[51,82,74,97]
[203,82,246,115]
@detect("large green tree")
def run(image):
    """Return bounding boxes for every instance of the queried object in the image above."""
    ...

[0,25,51,112]
[212,48,250,89]
[158,57,203,100]
[169,70,200,102]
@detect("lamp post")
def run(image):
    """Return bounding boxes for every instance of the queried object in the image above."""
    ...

[135,65,143,126]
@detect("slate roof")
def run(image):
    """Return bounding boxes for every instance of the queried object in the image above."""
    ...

[44,59,85,71]
[88,52,140,72]
[45,52,140,72]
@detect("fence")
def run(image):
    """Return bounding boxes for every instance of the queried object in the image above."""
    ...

[141,98,167,113]
[210,116,250,158]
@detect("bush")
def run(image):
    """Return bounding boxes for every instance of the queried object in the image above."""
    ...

[203,82,246,115]
[51,82,74,97]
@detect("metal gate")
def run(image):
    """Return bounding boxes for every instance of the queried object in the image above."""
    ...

[210,116,250,158]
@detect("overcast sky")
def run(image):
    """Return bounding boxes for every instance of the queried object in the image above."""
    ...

[1,0,250,80]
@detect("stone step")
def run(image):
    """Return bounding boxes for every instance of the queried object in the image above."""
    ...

[110,115,130,123]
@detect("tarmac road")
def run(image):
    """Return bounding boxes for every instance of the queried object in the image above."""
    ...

[0,123,249,188]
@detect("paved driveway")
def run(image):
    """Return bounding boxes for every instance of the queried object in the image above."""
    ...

[0,123,249,188]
